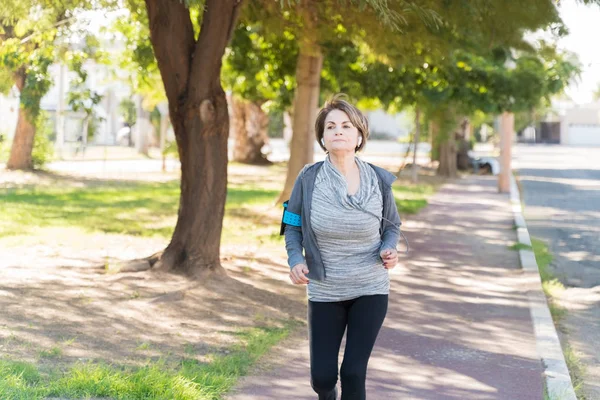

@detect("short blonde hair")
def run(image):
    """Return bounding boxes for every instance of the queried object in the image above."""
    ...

[315,94,369,153]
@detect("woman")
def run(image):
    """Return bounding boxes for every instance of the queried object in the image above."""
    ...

[283,94,402,400]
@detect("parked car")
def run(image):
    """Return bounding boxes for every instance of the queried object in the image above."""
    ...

[472,156,499,175]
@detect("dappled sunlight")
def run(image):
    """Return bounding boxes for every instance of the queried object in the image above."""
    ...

[0,224,304,370]
[361,176,543,397]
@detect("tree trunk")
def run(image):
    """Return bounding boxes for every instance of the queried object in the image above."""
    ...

[498,112,514,193]
[437,138,457,177]
[145,0,242,277]
[411,107,421,183]
[231,97,271,165]
[429,120,439,163]
[7,71,36,170]
[278,40,323,203]
[135,95,150,156]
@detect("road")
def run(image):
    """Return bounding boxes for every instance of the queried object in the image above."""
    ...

[514,144,600,399]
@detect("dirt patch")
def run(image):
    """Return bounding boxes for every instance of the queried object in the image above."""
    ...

[0,224,305,372]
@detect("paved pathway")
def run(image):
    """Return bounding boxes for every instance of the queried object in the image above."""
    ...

[228,176,544,400]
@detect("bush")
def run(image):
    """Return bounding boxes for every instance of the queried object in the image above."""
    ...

[31,112,54,169]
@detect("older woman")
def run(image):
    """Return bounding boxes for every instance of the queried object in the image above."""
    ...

[283,94,402,400]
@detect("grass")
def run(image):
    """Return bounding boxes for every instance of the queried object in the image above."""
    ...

[0,168,435,398]
[531,238,567,322]
[0,175,434,243]
[0,181,280,240]
[0,322,296,400]
[39,346,62,359]
[508,242,533,251]
[531,237,587,399]
[392,183,436,215]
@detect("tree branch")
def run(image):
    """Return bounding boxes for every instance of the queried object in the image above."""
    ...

[187,0,244,103]
[144,0,196,113]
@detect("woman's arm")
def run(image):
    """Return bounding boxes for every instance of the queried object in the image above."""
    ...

[380,186,402,252]
[284,170,306,269]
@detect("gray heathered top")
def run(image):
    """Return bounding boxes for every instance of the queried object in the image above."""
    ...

[307,157,389,302]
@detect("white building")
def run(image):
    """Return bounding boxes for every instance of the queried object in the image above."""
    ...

[0,37,133,147]
[366,109,413,140]
[559,102,600,146]
[0,88,19,139]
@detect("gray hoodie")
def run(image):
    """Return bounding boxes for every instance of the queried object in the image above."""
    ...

[284,161,402,281]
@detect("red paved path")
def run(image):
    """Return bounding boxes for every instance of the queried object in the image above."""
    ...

[228,176,543,400]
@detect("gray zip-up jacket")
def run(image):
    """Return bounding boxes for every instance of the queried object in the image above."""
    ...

[284,161,402,281]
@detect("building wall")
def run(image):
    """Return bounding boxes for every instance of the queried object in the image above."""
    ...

[366,109,413,140]
[0,93,19,140]
[560,103,600,145]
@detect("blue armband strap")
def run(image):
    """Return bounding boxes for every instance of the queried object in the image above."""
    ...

[280,201,301,235]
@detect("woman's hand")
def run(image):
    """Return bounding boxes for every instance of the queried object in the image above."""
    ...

[290,264,310,285]
[380,249,398,269]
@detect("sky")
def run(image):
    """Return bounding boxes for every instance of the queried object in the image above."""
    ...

[556,0,600,104]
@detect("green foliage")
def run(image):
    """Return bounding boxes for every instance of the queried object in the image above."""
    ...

[66,51,103,118]
[0,37,54,119]
[223,22,298,111]
[119,98,137,127]
[110,2,166,108]
[0,66,13,94]
[31,111,54,169]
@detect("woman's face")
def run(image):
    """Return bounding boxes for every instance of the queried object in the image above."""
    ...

[322,109,360,154]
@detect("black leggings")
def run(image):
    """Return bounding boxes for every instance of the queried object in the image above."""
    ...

[308,294,388,400]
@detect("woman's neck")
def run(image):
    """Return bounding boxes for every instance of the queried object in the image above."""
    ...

[328,152,357,177]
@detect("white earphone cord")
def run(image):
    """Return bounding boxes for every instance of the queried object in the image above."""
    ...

[357,206,409,255]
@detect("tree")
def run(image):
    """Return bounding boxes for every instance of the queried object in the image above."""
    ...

[142,0,243,276]
[245,0,441,202]
[593,83,600,102]
[223,22,297,164]
[0,0,111,170]
[66,51,103,149]
[111,1,166,155]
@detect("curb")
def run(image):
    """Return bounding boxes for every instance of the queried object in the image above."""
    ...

[509,175,577,400]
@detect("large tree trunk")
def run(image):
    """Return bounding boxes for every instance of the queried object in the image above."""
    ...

[278,40,323,202]
[7,71,36,170]
[429,120,439,163]
[456,117,471,171]
[231,97,271,164]
[437,138,457,177]
[145,0,242,277]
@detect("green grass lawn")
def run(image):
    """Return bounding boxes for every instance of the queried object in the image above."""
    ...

[0,177,434,241]
[392,183,436,215]
[0,181,280,241]
[0,323,295,400]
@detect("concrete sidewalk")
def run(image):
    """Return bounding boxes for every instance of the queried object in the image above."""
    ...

[228,176,544,400]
